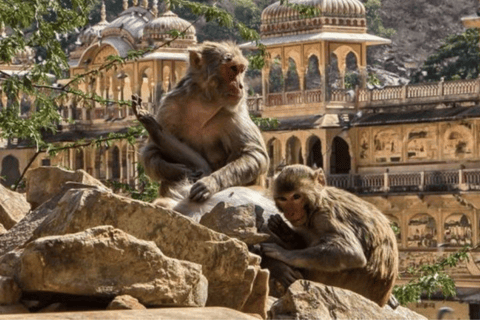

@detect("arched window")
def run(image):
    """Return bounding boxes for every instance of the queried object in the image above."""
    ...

[307,136,323,168]
[345,52,360,89]
[269,56,284,93]
[267,138,282,176]
[1,155,20,188]
[286,136,303,165]
[285,58,300,92]
[305,55,321,90]
[330,137,350,174]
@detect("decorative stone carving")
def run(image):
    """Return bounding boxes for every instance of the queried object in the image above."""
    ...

[407,214,437,248]
[444,213,472,247]
[373,129,403,163]
[443,124,474,160]
[407,126,437,160]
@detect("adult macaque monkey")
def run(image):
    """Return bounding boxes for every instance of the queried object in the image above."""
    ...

[137,41,268,202]
[262,165,399,308]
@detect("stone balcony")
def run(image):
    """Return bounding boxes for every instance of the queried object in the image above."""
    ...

[327,168,480,194]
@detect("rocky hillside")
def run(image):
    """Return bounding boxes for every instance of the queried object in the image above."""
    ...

[370,0,477,79]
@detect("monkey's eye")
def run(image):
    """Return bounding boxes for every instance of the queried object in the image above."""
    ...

[293,193,301,200]
[231,65,238,73]
[276,196,287,202]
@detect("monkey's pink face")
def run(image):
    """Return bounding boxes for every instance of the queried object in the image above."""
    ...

[220,59,247,102]
[275,192,308,227]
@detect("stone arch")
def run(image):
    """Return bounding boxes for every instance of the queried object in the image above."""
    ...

[407,214,437,248]
[1,155,20,188]
[163,65,172,92]
[269,56,284,93]
[443,124,474,159]
[286,136,303,165]
[306,135,323,169]
[267,138,282,176]
[330,137,350,174]
[285,58,300,92]
[444,213,472,247]
[110,146,121,180]
[75,149,84,170]
[305,55,322,90]
[122,145,128,182]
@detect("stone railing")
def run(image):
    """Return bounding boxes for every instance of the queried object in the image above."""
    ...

[329,89,354,102]
[262,88,322,106]
[358,78,480,108]
[59,104,136,124]
[247,78,480,112]
[246,95,263,113]
[327,168,480,193]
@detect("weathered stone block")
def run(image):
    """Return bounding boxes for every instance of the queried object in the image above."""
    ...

[19,226,208,307]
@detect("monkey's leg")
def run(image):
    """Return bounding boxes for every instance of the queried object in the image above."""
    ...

[268,214,307,250]
[131,95,211,177]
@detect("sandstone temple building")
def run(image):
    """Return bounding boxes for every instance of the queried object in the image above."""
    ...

[2,0,480,318]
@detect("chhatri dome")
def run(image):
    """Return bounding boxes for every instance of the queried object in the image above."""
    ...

[144,9,197,47]
[261,0,367,38]
[78,1,110,46]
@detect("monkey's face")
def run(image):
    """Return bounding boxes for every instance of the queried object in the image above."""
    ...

[274,191,308,227]
[219,53,247,106]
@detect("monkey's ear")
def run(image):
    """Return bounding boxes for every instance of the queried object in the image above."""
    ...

[314,168,326,186]
[189,50,203,69]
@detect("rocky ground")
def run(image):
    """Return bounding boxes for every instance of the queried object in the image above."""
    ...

[0,166,427,319]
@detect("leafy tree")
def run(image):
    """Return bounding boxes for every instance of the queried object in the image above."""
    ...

[411,28,480,83]
[365,0,395,38]
[393,246,471,306]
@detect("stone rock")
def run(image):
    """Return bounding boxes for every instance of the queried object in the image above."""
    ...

[269,280,427,320]
[0,183,108,258]
[199,202,270,245]
[25,166,108,209]
[30,188,264,311]
[0,304,29,315]
[0,307,261,319]
[0,183,30,230]
[0,223,6,235]
[37,303,67,313]
[19,226,208,307]
[0,276,21,305]
[241,268,269,319]
[107,295,146,310]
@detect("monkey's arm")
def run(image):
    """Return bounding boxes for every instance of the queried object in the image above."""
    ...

[189,117,269,201]
[261,232,367,272]
[268,214,307,250]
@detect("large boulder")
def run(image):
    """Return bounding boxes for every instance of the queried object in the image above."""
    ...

[107,295,146,310]
[199,202,270,245]
[0,307,261,319]
[270,280,427,320]
[18,226,208,307]
[0,276,21,305]
[30,188,267,312]
[0,183,108,258]
[25,166,108,209]
[0,184,30,230]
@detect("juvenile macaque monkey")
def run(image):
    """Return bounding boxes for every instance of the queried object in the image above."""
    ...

[262,164,398,308]
[137,41,268,202]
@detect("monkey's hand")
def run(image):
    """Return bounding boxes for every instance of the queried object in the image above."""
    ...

[268,214,307,250]
[189,175,219,202]
[261,243,290,264]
